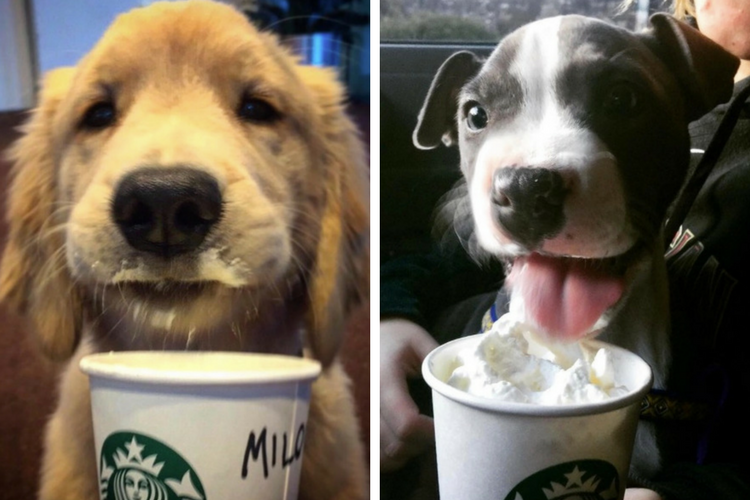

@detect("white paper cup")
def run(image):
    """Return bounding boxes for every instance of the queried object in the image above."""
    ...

[422,334,652,500]
[80,352,321,500]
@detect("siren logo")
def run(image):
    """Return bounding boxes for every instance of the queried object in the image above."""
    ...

[503,460,620,500]
[100,432,206,500]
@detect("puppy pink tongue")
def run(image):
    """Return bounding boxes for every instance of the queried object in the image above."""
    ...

[509,253,624,342]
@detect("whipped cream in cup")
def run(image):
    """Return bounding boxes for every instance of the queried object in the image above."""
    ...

[80,352,320,500]
[422,322,652,500]
[446,313,629,405]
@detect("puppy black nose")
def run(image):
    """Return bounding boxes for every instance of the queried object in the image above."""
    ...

[112,167,222,257]
[491,166,566,248]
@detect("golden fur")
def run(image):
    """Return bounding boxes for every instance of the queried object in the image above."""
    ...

[0,1,369,499]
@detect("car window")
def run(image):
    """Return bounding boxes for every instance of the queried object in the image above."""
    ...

[381,0,666,43]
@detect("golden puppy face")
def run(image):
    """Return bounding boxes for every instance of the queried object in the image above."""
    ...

[0,0,368,362]
[63,3,320,298]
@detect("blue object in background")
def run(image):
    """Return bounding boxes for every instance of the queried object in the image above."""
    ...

[33,0,138,75]
[250,0,370,102]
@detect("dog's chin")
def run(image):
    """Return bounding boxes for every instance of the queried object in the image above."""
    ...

[89,279,237,332]
[116,280,222,307]
[504,243,647,343]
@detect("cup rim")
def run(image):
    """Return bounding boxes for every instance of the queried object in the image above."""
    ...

[422,334,653,417]
[80,351,322,386]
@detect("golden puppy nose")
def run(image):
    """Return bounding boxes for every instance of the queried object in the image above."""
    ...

[112,167,223,258]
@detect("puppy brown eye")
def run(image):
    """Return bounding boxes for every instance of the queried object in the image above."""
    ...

[602,84,640,116]
[466,103,488,131]
[237,97,279,123]
[81,102,117,130]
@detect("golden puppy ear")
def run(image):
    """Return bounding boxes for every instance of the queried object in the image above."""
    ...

[0,67,83,361]
[298,66,369,367]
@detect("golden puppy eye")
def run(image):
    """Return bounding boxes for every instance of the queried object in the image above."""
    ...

[80,102,117,130]
[237,97,279,123]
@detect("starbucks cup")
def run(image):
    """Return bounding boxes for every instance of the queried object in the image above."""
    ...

[422,335,652,500]
[80,352,321,500]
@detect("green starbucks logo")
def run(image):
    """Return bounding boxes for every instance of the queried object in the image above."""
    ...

[503,460,620,500]
[100,432,206,500]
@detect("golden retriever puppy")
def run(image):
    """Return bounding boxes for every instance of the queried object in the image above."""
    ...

[0,1,369,499]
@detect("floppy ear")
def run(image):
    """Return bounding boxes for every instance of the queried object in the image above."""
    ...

[0,67,83,361]
[413,51,483,150]
[296,66,369,367]
[641,13,739,121]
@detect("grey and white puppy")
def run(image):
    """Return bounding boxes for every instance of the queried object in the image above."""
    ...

[414,14,738,477]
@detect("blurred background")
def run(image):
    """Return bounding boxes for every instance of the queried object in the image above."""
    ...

[1,0,370,111]
[382,0,661,43]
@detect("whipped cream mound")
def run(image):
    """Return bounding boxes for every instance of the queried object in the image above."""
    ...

[446,313,628,405]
